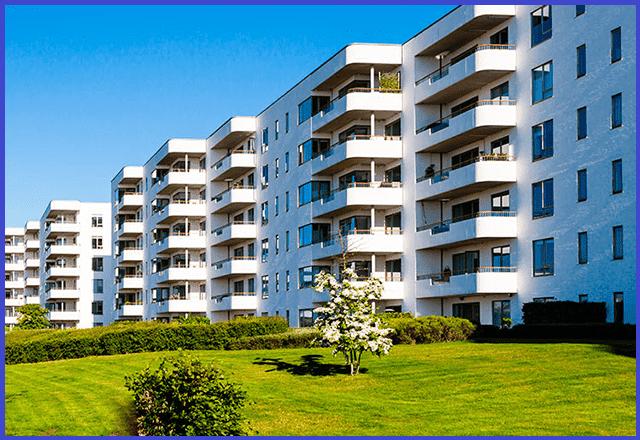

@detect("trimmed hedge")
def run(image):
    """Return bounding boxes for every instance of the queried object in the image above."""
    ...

[5,317,288,365]
[381,315,476,345]
[472,323,636,341]
[522,301,607,324]
[228,328,320,351]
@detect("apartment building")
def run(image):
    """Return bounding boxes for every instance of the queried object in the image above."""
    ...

[40,201,113,329]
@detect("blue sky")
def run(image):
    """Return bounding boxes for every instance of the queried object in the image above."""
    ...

[4,4,457,227]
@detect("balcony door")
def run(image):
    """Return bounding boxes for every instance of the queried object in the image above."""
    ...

[452,199,479,222]
[452,302,480,325]
[452,251,479,276]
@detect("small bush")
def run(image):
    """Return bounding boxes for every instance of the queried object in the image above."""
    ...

[124,354,250,436]
[522,301,607,324]
[382,316,475,345]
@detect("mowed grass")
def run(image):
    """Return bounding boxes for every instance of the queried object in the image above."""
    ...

[4,341,636,436]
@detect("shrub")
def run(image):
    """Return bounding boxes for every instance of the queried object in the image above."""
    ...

[174,316,211,325]
[384,316,475,345]
[228,328,320,350]
[124,354,250,436]
[522,301,607,325]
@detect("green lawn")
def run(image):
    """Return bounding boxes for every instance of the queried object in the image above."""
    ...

[4,341,636,436]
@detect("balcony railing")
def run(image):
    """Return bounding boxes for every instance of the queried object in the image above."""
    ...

[317,228,403,247]
[211,185,255,202]
[313,135,402,161]
[415,44,515,86]
[211,220,256,236]
[212,292,256,302]
[317,181,402,203]
[212,256,256,269]
[211,150,256,170]
[318,87,402,115]
[116,191,142,205]
[416,99,515,135]
[417,266,517,281]
[417,154,515,183]
[417,211,516,233]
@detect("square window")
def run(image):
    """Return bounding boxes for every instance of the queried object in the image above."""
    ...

[532,179,553,219]
[91,216,103,227]
[577,107,587,139]
[578,232,588,264]
[612,159,622,194]
[533,238,554,276]
[611,27,621,63]
[613,226,623,260]
[532,61,553,103]
[611,93,622,128]
[577,169,587,202]
[531,5,552,46]
[532,120,553,160]
[576,45,586,78]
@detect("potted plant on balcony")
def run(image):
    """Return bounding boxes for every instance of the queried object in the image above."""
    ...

[501,317,513,329]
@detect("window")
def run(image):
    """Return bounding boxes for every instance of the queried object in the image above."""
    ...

[578,232,588,264]
[91,216,103,227]
[285,231,290,252]
[298,223,330,247]
[576,45,586,78]
[385,119,401,136]
[261,164,269,188]
[492,300,511,327]
[491,192,510,212]
[490,82,509,100]
[492,246,511,269]
[275,196,279,217]
[286,270,290,291]
[611,27,621,63]
[532,120,553,160]
[577,169,587,202]
[577,107,587,139]
[531,5,552,46]
[452,303,480,325]
[247,208,255,222]
[91,301,103,315]
[385,259,402,281]
[452,251,479,276]
[533,238,554,276]
[92,236,103,249]
[275,158,279,178]
[285,191,289,212]
[234,280,244,294]
[298,139,330,164]
[92,257,103,272]
[532,179,553,218]
[298,96,329,124]
[285,113,289,133]
[532,61,553,103]
[613,292,624,323]
[261,239,269,262]
[611,93,622,128]
[490,27,508,45]
[491,136,509,155]
[275,272,280,293]
[93,279,104,294]
[612,159,622,194]
[575,5,585,16]
[578,294,588,303]
[261,128,269,153]
[275,234,280,255]
[285,152,289,172]
[248,278,255,293]
[299,266,330,288]
[298,181,330,206]
[299,309,313,327]
[261,275,269,299]
[261,202,268,225]
[613,226,623,260]
[275,120,279,140]
[533,297,555,303]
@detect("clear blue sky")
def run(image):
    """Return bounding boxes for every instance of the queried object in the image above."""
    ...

[4,4,457,227]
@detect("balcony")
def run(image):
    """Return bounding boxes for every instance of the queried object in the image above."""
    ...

[211,221,256,246]
[5,297,24,307]
[153,232,206,255]
[117,275,144,291]
[209,116,256,150]
[311,88,402,133]
[44,289,81,301]
[25,277,39,287]
[115,303,144,319]
[4,244,24,254]
[311,182,402,218]
[416,155,516,201]
[25,295,40,304]
[25,258,39,268]
[25,239,40,250]
[48,310,80,321]
[415,45,516,105]
[45,266,80,279]
[115,192,143,212]
[151,298,207,315]
[151,264,207,285]
[415,100,516,154]
[155,200,207,224]
[416,212,517,250]
[211,150,256,181]
[211,257,257,279]
[311,229,403,260]
[116,248,144,265]
[156,169,206,195]
[416,267,517,298]
[116,220,143,238]
[45,222,80,238]
[4,262,23,272]
[312,278,404,304]
[210,186,256,214]
[43,244,80,260]
[311,136,402,176]
[211,293,257,312]
[4,280,24,289]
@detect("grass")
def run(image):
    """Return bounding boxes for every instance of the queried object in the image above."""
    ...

[4,341,636,436]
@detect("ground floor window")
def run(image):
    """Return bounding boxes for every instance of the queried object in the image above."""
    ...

[299,309,314,327]
[492,300,511,327]
[613,292,624,323]
[452,302,480,325]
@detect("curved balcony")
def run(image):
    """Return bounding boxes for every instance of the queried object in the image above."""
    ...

[4,244,24,254]
[25,239,40,250]
[44,222,79,239]
[48,310,80,321]
[45,266,80,280]
[156,169,206,195]
[416,211,517,250]
[211,221,256,246]
[311,88,402,133]
[116,248,144,265]
[211,257,257,279]
[311,136,402,176]
[5,280,24,290]
[25,258,40,268]
[312,278,404,304]
[416,155,516,201]
[155,200,207,224]
[209,116,255,150]
[151,264,207,285]
[150,298,207,315]
[115,192,143,213]
[416,267,517,298]
[4,262,23,272]
[311,229,403,260]
[115,303,144,319]
[5,297,24,307]
[211,150,256,181]
[415,45,516,105]
[25,277,39,287]
[116,220,143,238]
[311,182,402,219]
[211,186,256,214]
[211,293,257,312]
[43,289,81,301]
[153,232,206,255]
[415,100,516,154]
[43,244,79,260]
[117,275,144,291]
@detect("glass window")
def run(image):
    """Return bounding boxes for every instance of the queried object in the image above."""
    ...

[299,266,331,288]
[91,301,103,315]
[577,107,587,139]
[92,257,103,272]
[275,120,279,140]
[613,292,624,323]
[533,238,554,276]
[261,128,268,152]
[92,236,103,249]
[611,27,621,63]
[275,158,279,178]
[490,82,509,100]
[285,231,290,252]
[612,159,622,194]
[248,278,255,293]
[285,113,289,133]
[298,181,330,206]
[93,279,104,293]
[532,61,553,103]
[578,232,588,264]
[532,120,553,161]
[275,234,279,255]
[261,202,268,225]
[531,5,552,46]
[261,239,269,262]
[613,226,623,260]
[452,303,480,325]
[285,191,289,211]
[490,27,509,45]
[299,309,313,327]
[261,164,269,188]
[275,196,279,217]
[298,223,330,248]
[298,139,330,164]
[611,93,622,128]
[261,275,269,299]
[452,251,480,276]
[298,96,330,124]
[91,216,103,227]
[576,45,586,78]
[491,136,509,155]
[492,300,511,327]
[575,5,585,16]
[285,152,289,172]
[275,272,280,293]
[577,169,587,202]
[286,270,290,291]
[532,179,553,218]
[491,192,510,212]
[492,245,511,269]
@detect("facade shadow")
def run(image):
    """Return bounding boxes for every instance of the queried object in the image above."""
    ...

[252,354,368,376]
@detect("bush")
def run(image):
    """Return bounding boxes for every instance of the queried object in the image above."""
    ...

[124,354,249,436]
[228,328,320,350]
[382,316,475,345]
[522,301,607,324]
[472,323,636,341]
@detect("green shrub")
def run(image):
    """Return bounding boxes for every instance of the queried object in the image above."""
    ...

[384,316,475,345]
[522,301,607,324]
[124,354,250,436]
[174,315,211,325]
[228,328,320,350]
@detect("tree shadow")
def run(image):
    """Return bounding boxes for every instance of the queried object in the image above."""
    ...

[253,354,368,376]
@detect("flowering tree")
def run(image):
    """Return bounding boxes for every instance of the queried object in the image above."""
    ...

[313,267,393,375]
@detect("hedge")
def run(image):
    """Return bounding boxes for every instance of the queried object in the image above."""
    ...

[472,323,636,341]
[381,315,476,345]
[5,317,288,365]
[522,301,607,324]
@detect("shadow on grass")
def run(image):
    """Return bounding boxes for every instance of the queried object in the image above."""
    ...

[110,401,139,436]
[253,354,368,376]
[471,338,636,359]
